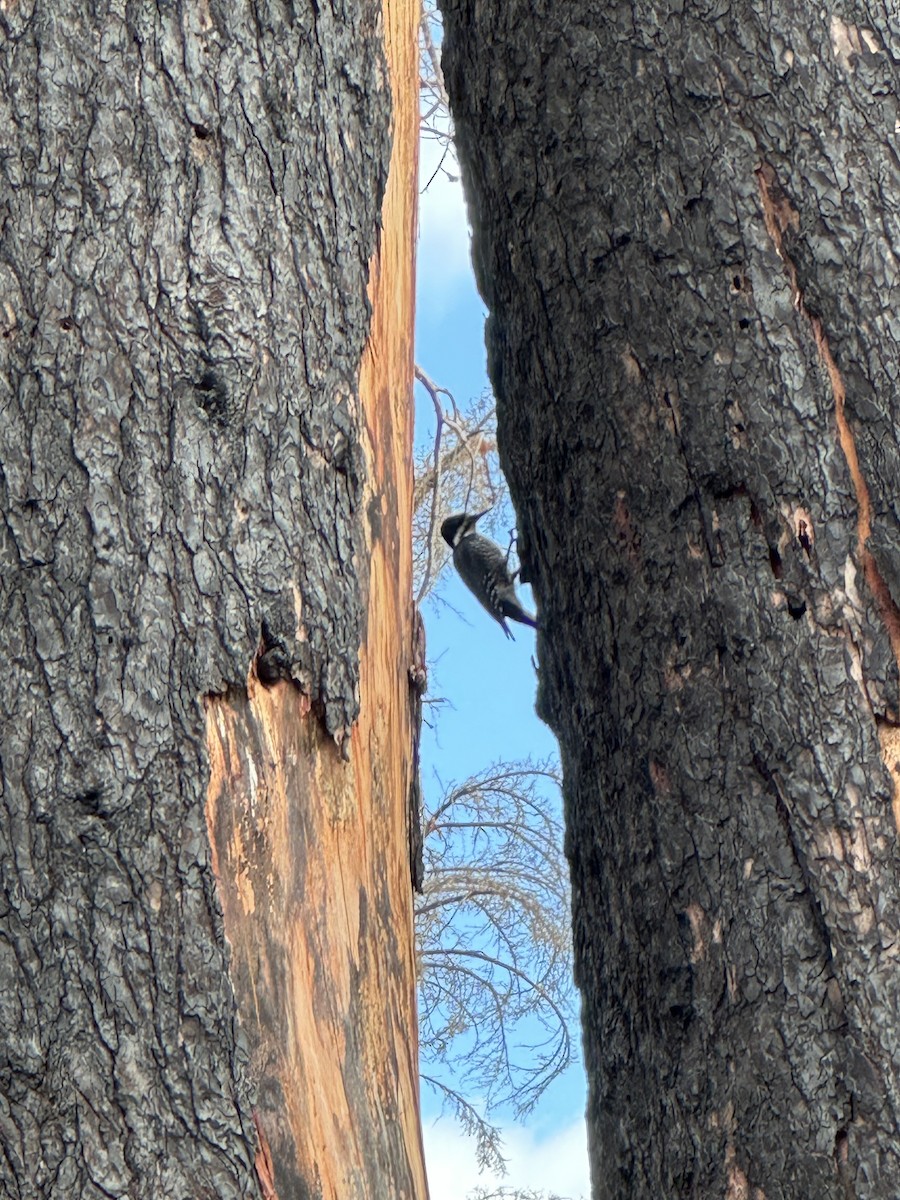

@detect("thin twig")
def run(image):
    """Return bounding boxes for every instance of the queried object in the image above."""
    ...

[413,405,494,509]
[415,365,500,599]
[421,143,452,191]
[415,365,452,603]
[419,7,449,111]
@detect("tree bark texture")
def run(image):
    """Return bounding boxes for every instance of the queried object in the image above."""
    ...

[0,2,421,1197]
[440,2,900,1197]
[205,0,426,1195]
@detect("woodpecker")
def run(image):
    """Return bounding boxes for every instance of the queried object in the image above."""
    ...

[441,510,538,639]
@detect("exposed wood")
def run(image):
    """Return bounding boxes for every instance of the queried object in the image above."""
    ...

[204,0,426,1195]
[0,0,418,1195]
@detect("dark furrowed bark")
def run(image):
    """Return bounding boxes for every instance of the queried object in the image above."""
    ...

[439,2,900,1196]
[0,2,389,1196]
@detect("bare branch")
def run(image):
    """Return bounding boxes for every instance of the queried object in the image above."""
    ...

[418,0,456,186]
[419,5,448,114]
[413,368,501,601]
[420,1075,507,1175]
[416,759,574,1126]
[415,365,450,603]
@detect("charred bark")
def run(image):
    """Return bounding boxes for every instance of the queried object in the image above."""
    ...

[440,1,900,1196]
[0,2,420,1197]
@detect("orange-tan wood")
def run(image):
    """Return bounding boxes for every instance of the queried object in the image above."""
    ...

[204,0,425,1191]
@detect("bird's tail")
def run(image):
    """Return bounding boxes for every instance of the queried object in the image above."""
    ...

[503,601,539,631]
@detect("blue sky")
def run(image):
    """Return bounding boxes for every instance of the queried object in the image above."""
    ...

[415,134,590,1199]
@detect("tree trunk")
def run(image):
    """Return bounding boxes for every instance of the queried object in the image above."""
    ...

[439,2,900,1197]
[0,2,424,1198]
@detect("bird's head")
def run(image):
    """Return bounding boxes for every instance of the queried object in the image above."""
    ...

[440,508,490,547]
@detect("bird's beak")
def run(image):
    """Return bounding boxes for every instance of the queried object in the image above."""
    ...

[472,507,492,521]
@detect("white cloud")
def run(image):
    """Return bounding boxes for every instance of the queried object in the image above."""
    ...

[423,1114,591,1200]
[417,138,475,318]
